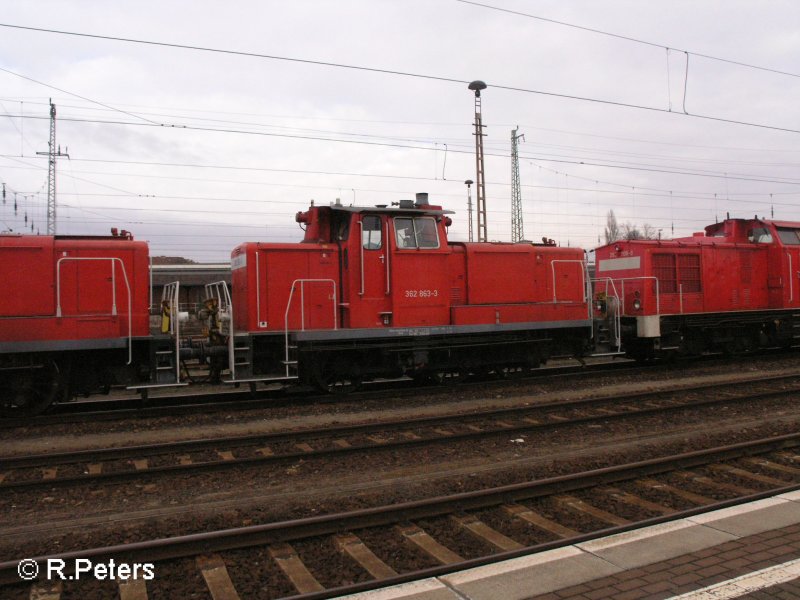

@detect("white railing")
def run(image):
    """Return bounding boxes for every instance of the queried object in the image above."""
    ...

[204,281,235,379]
[56,256,133,364]
[591,277,623,353]
[551,259,589,304]
[385,220,391,295]
[284,279,337,378]
[161,281,181,383]
[617,276,660,316]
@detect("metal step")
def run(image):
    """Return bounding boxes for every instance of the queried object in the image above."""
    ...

[222,376,299,384]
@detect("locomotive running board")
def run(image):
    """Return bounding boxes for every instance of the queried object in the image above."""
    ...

[222,376,299,384]
[126,382,189,400]
[126,383,189,391]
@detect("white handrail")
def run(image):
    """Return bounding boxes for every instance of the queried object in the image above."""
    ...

[616,276,660,316]
[591,277,622,352]
[205,281,234,379]
[56,257,133,365]
[358,221,365,296]
[161,281,181,382]
[255,250,263,326]
[284,279,337,378]
[385,220,391,295]
[551,259,588,304]
[788,252,794,304]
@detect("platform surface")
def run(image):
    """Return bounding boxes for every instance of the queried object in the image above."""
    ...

[338,490,800,600]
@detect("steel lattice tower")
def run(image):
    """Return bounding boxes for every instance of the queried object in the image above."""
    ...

[37,100,68,235]
[510,127,525,242]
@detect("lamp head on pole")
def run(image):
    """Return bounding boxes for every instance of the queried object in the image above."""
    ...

[468,80,487,97]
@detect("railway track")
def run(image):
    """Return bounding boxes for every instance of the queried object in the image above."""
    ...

[3,372,799,492]
[4,433,800,598]
[0,358,639,429]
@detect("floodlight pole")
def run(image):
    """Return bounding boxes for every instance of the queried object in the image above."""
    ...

[469,80,488,242]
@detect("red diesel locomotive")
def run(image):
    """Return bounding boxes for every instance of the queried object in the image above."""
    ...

[0,229,154,415]
[594,217,800,360]
[228,193,592,391]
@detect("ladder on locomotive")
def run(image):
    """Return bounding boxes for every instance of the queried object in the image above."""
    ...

[127,281,188,399]
[204,281,300,389]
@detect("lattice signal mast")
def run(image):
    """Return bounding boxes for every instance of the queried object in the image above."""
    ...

[36,100,68,235]
[469,80,488,242]
[510,126,525,242]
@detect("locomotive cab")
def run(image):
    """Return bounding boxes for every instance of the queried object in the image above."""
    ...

[293,193,454,330]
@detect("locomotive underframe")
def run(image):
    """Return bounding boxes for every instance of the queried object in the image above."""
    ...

[249,321,592,389]
[0,339,154,415]
[619,309,797,360]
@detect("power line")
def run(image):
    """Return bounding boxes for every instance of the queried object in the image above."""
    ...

[455,0,800,79]
[4,114,800,185]
[1,22,798,135]
[7,96,799,154]
[0,66,159,126]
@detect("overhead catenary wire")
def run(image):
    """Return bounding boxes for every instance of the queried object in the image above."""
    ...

[0,23,798,135]
[455,0,800,79]
[3,114,799,186]
[5,96,799,154]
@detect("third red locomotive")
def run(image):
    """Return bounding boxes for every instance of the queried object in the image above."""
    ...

[594,216,800,360]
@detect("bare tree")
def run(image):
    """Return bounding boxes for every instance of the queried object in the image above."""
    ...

[604,210,620,244]
[622,222,658,240]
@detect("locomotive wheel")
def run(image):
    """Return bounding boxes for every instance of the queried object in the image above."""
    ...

[310,354,363,394]
[1,358,66,417]
[313,372,363,394]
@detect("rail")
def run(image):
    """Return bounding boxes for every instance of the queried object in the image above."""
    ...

[55,256,133,365]
[284,279,338,377]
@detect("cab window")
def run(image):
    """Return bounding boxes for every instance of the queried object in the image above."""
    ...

[748,227,773,243]
[394,217,439,249]
[776,227,800,245]
[361,215,382,249]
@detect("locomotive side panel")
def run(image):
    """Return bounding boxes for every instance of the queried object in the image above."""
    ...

[0,236,150,346]
[235,243,339,333]
[55,241,151,338]
[453,244,588,325]
[0,236,56,317]
[698,246,769,313]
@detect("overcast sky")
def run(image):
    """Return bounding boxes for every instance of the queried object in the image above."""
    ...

[1,0,798,260]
